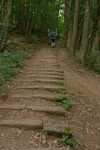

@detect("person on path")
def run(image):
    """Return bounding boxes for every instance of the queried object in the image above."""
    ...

[48,29,57,48]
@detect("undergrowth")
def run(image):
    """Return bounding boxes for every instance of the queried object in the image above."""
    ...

[60,127,76,148]
[75,51,100,74]
[55,91,73,110]
[0,49,34,95]
[85,51,100,73]
[63,44,100,74]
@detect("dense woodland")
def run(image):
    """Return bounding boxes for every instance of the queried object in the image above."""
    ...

[0,0,100,72]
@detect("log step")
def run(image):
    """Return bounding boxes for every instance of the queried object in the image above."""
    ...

[17,79,64,84]
[10,94,57,101]
[24,75,64,80]
[17,147,71,150]
[26,72,63,76]
[16,85,64,91]
[0,119,42,129]
[0,105,65,115]
[44,124,68,135]
[26,69,63,73]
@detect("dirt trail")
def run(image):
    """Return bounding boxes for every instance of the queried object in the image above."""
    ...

[0,47,71,150]
[0,45,100,150]
[57,49,100,150]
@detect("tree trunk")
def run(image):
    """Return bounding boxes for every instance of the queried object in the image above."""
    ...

[92,32,99,51]
[19,0,25,34]
[92,15,100,51]
[0,0,12,51]
[64,0,69,45]
[70,0,80,56]
[0,0,4,11]
[28,0,41,37]
[80,0,90,62]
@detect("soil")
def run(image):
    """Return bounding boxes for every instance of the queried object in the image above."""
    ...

[57,48,100,150]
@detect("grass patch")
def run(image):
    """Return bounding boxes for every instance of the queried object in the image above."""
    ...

[74,51,100,74]
[85,51,100,74]
[56,89,67,95]
[60,127,76,148]
[0,49,34,95]
[65,47,100,74]
[55,94,73,110]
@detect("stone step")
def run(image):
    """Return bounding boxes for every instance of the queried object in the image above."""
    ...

[0,119,42,129]
[44,124,68,135]
[16,85,64,91]
[10,94,57,101]
[0,105,65,115]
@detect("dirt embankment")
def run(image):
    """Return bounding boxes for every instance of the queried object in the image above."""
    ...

[57,49,100,150]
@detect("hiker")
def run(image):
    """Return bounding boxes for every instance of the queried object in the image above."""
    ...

[48,29,57,48]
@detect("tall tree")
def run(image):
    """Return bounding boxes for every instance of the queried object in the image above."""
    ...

[0,0,4,11]
[80,0,90,61]
[70,0,80,56]
[64,0,69,45]
[0,0,12,51]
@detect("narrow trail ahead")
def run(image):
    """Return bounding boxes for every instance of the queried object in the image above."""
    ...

[0,45,100,150]
[0,47,71,150]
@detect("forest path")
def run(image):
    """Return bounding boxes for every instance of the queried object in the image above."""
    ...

[0,44,100,150]
[0,46,71,150]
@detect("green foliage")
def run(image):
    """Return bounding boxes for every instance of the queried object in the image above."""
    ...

[60,127,76,148]
[55,94,73,110]
[85,51,100,73]
[0,50,33,93]
[56,89,67,95]
[28,35,39,44]
[62,98,73,109]
[58,11,64,37]
[74,51,81,63]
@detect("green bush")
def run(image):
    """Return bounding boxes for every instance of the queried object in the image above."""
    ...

[60,127,76,148]
[0,50,33,93]
[29,35,39,44]
[85,51,100,73]
[55,94,73,110]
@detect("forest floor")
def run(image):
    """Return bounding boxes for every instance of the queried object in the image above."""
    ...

[0,37,100,150]
[57,48,100,150]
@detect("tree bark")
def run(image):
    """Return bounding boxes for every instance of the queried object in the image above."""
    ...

[64,0,69,45]
[28,0,41,37]
[0,0,12,51]
[70,0,80,56]
[92,15,100,51]
[0,0,4,11]
[80,0,90,62]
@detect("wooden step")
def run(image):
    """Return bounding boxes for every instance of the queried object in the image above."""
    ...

[10,94,57,101]
[26,69,63,73]
[17,147,71,150]
[26,72,63,76]
[0,105,65,115]
[0,119,43,129]
[44,124,69,135]
[29,64,60,68]
[16,85,64,91]
[24,75,64,80]
[17,79,64,84]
